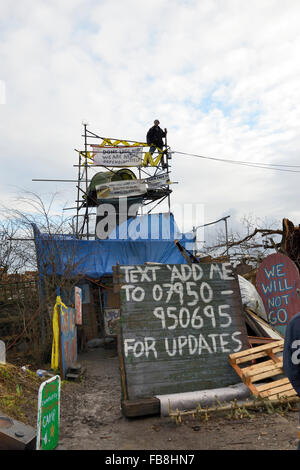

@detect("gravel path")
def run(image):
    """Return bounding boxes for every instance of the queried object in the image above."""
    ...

[58,346,300,451]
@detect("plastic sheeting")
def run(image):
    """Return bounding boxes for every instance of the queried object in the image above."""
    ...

[156,383,252,416]
[32,213,195,279]
[238,275,267,321]
[109,212,190,241]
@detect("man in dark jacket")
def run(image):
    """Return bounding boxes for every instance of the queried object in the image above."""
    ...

[283,312,300,449]
[146,119,167,155]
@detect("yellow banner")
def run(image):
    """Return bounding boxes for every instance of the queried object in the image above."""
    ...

[79,138,165,167]
[51,296,68,371]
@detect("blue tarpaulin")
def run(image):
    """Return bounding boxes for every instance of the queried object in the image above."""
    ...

[33,213,195,279]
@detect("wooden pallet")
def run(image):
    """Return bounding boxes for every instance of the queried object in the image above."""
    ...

[229,339,298,401]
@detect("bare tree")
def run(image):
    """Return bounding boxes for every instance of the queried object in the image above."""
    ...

[198,214,282,267]
[0,191,87,362]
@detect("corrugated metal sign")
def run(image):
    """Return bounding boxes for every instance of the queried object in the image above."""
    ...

[114,263,249,400]
[256,253,300,337]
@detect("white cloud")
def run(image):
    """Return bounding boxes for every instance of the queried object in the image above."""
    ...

[1,0,300,239]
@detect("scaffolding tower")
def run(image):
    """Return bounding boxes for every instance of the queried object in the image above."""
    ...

[32,124,173,240]
[73,124,173,240]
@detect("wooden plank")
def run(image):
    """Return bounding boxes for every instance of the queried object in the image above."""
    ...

[228,360,244,380]
[256,378,291,392]
[117,262,249,400]
[112,265,121,293]
[59,305,77,379]
[268,389,298,401]
[246,366,284,383]
[121,398,160,418]
[234,347,283,364]
[231,367,258,395]
[245,309,283,340]
[229,340,283,361]
[242,359,277,374]
[243,360,283,378]
[243,269,257,281]
[228,338,295,401]
[260,383,295,398]
[174,240,192,265]
[267,351,282,363]
[248,336,281,345]
[117,333,128,401]
[228,365,259,396]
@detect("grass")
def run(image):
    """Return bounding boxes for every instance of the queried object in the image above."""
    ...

[0,362,42,425]
[0,362,72,426]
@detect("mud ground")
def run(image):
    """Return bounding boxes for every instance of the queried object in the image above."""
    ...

[58,346,300,451]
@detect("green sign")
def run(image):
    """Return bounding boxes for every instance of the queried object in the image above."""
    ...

[36,375,61,450]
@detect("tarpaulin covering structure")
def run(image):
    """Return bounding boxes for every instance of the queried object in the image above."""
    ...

[33,213,195,279]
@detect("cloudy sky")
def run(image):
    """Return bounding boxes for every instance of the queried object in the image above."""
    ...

[1,0,300,243]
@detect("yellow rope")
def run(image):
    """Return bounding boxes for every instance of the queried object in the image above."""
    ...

[97,138,146,147]
[143,149,164,167]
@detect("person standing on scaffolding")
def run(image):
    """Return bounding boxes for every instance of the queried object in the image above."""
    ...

[146,120,167,167]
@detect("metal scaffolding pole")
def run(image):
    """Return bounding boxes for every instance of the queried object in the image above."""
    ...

[75,151,82,237]
[84,124,89,240]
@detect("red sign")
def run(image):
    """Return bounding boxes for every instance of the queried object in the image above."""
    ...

[75,287,82,325]
[256,253,300,336]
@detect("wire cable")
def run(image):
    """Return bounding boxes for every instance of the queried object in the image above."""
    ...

[172,150,300,173]
[82,128,300,173]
